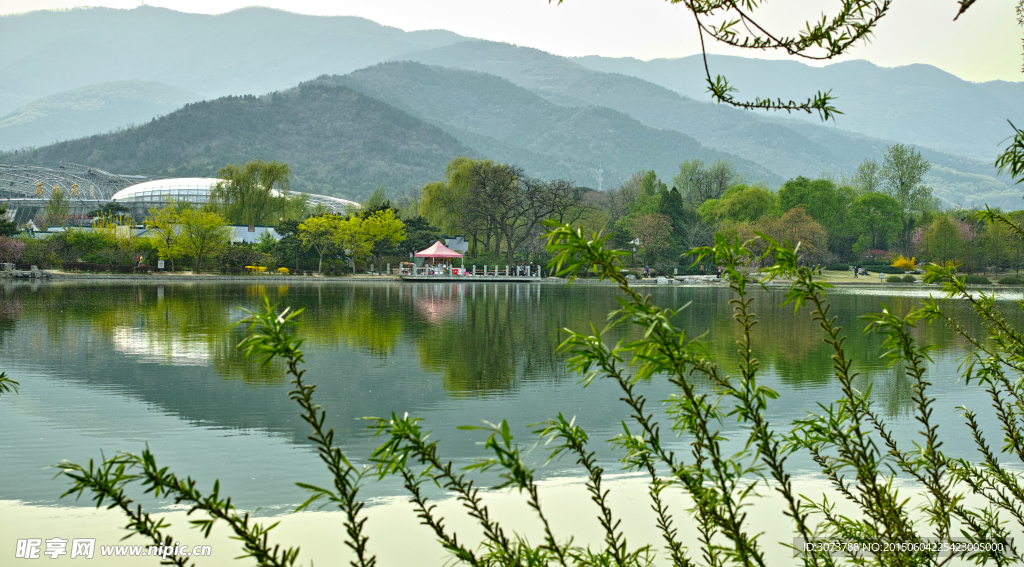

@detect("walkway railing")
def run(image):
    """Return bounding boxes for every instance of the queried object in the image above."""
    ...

[400,264,542,277]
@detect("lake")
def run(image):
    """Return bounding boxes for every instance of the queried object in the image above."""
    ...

[0,279,1018,563]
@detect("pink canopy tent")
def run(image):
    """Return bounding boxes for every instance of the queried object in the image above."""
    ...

[414,241,464,274]
[414,241,463,259]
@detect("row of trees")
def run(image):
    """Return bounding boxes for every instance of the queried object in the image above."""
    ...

[581,145,955,269]
[409,146,1021,274]
[296,208,406,274]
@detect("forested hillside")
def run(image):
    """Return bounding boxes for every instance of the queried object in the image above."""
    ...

[331,62,781,188]
[0,83,471,201]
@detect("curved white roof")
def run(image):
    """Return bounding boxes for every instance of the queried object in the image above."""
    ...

[110,178,223,204]
[111,177,361,213]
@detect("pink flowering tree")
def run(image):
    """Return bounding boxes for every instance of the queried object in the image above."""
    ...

[0,237,24,265]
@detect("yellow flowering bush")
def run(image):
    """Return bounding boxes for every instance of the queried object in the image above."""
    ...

[891,254,916,271]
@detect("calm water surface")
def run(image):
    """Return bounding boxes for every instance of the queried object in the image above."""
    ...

[0,280,1019,512]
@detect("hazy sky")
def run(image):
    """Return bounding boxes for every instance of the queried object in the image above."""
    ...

[1,0,1021,82]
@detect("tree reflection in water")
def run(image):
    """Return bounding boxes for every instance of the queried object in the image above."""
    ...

[0,281,1018,413]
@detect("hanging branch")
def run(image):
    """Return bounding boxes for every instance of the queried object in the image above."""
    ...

[550,0,984,121]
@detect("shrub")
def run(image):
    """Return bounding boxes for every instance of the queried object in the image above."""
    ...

[998,275,1023,285]
[825,263,849,271]
[886,275,904,283]
[902,274,916,283]
[964,274,991,285]
[891,253,916,271]
[65,229,118,255]
[864,264,904,274]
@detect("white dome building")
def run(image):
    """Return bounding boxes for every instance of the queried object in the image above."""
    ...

[111,178,251,204]
[111,177,360,213]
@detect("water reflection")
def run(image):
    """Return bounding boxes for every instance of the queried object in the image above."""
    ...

[2,280,1022,508]
[0,281,1015,396]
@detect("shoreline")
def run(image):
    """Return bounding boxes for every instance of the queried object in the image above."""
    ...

[4,269,1021,290]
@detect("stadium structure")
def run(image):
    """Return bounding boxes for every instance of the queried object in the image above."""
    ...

[0,163,360,225]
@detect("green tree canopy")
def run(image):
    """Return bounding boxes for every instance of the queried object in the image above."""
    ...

[297,215,342,274]
[705,183,778,223]
[362,208,406,268]
[174,208,231,273]
[881,144,933,252]
[852,158,883,194]
[212,159,294,226]
[848,192,902,252]
[400,216,442,256]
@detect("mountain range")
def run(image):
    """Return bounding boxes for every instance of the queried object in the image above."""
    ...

[0,6,1019,208]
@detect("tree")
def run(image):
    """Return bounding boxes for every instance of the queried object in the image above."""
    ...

[297,215,342,274]
[757,206,829,264]
[852,158,883,194]
[0,205,18,237]
[778,177,853,233]
[335,216,372,274]
[702,183,777,224]
[640,170,658,196]
[881,144,933,252]
[400,216,442,256]
[461,161,564,266]
[0,236,24,264]
[657,186,689,227]
[363,186,389,210]
[43,186,70,229]
[672,159,737,208]
[979,217,1009,273]
[625,212,673,267]
[212,159,292,226]
[420,157,487,255]
[606,171,644,228]
[274,219,309,272]
[145,204,191,271]
[847,192,902,252]
[174,209,231,274]
[362,208,406,268]
[921,215,964,265]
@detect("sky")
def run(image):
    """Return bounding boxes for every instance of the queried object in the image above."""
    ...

[0,0,1021,83]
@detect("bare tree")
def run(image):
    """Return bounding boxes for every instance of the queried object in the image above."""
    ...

[464,163,587,265]
[673,159,738,208]
[604,171,644,228]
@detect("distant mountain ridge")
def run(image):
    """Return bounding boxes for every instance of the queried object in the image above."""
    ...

[574,54,1023,162]
[0,6,1019,209]
[0,6,469,115]
[0,81,201,152]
